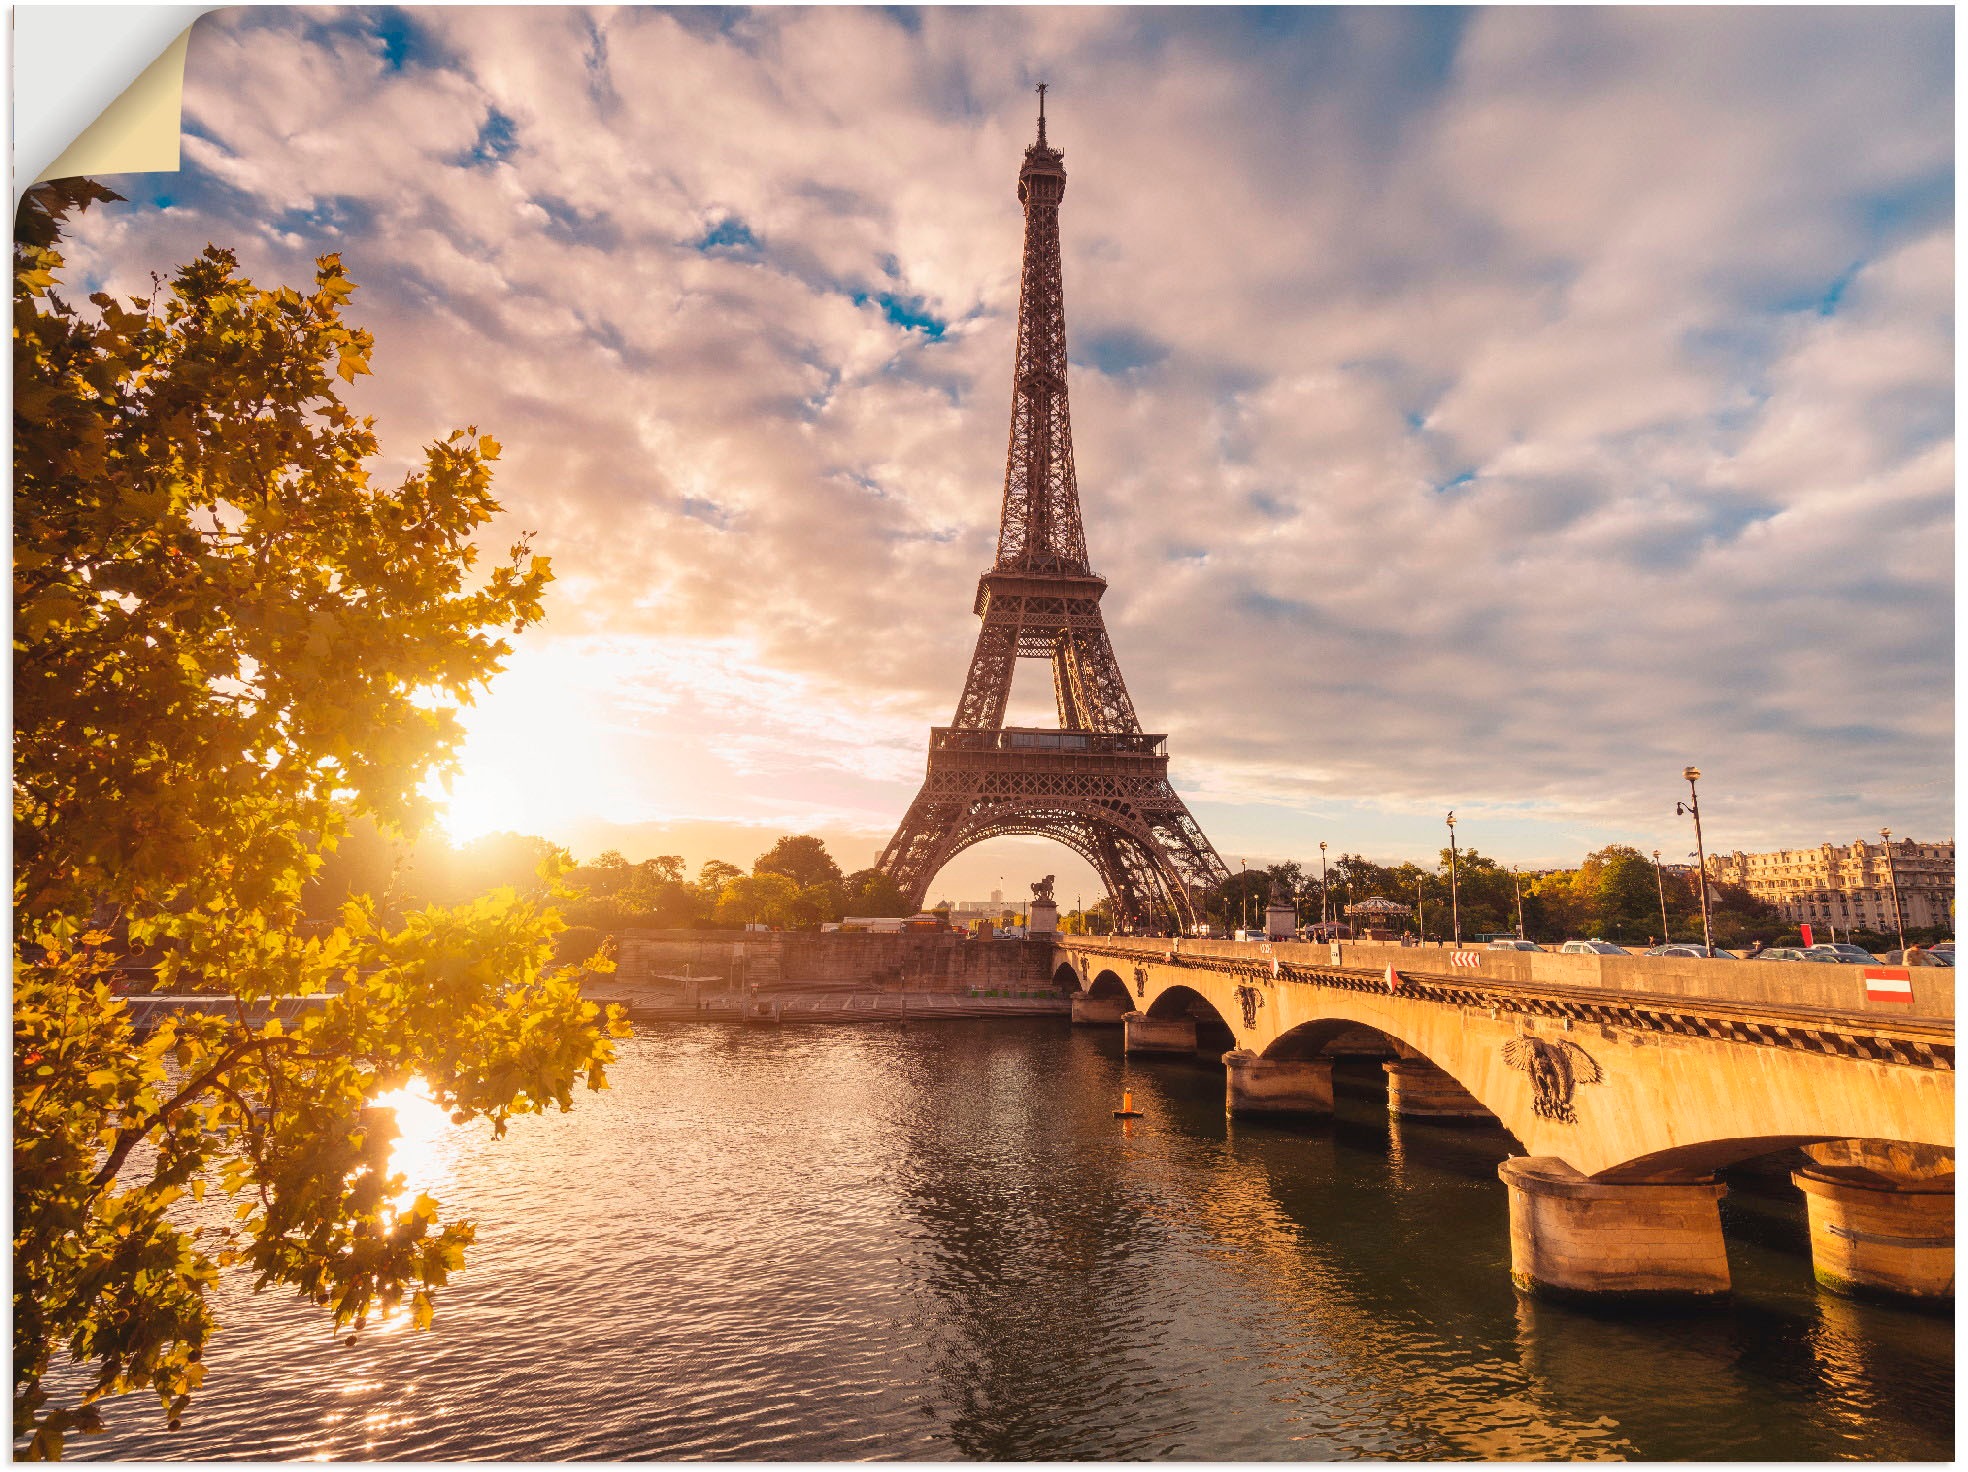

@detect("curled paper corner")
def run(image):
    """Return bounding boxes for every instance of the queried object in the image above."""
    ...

[33,23,197,185]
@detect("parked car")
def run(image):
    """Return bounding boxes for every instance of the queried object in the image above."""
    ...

[1559,939,1630,956]
[1749,947,1810,962]
[1881,949,1955,967]
[1805,943,1880,964]
[1644,944,1737,959]
[1486,938,1543,952]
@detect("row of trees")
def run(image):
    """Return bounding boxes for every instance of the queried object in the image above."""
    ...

[335,832,1822,950]
[306,828,916,938]
[318,826,1934,953]
[1056,845,1798,948]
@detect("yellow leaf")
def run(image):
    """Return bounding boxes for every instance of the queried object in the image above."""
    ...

[478,435,501,460]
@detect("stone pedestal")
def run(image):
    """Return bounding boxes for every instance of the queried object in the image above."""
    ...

[1070,992,1130,1026]
[1123,1011,1198,1055]
[1265,901,1296,940]
[1383,1059,1493,1119]
[1223,1049,1333,1118]
[1027,899,1059,936]
[1791,1169,1954,1300]
[1499,1156,1730,1298]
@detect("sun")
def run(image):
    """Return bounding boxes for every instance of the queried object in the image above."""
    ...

[423,644,624,843]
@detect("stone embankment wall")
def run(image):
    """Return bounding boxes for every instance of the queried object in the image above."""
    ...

[614,930,1059,993]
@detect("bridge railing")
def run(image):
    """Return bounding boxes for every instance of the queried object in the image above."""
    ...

[1057,935,1954,1026]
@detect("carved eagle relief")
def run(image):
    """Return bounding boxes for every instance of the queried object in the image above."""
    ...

[1502,1036,1603,1124]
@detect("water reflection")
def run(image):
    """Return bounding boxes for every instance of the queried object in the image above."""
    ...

[50,1021,1952,1462]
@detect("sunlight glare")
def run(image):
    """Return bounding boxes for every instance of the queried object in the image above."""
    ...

[372,1079,457,1212]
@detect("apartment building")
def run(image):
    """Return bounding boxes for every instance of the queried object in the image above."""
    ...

[1706,837,1955,933]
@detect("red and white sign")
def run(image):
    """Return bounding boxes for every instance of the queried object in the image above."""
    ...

[1451,951,1482,969]
[1863,968,1913,1003]
[1386,964,1401,992]
[1800,924,1814,948]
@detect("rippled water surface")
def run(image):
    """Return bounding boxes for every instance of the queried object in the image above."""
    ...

[62,1021,1951,1460]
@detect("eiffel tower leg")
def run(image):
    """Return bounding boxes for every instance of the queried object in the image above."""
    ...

[876,784,968,910]
[1050,643,1088,730]
[1060,625,1140,735]
[952,622,1018,731]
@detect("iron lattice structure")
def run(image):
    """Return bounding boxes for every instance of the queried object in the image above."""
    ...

[877,93,1231,932]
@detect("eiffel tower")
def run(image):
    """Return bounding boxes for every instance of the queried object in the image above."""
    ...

[877,89,1230,933]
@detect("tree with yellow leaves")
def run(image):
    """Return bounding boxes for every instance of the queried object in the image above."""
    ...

[13,180,624,1458]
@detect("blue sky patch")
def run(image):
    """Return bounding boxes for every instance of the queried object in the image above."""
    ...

[369,8,434,70]
[699,217,760,252]
[1078,326,1167,376]
[680,497,734,530]
[857,291,946,338]
[461,110,519,168]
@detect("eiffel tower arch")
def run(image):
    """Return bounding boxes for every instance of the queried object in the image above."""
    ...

[877,90,1231,932]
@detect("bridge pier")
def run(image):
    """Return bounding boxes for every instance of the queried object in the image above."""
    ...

[1123,1011,1198,1055]
[1223,1050,1333,1118]
[1499,1157,1730,1298]
[1791,1170,1953,1301]
[1071,992,1130,1026]
[1383,1059,1493,1120]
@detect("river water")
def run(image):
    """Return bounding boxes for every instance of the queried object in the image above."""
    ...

[64,1019,1950,1460]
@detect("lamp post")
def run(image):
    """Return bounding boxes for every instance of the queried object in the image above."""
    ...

[1675,767,1714,955]
[1652,848,1669,943]
[1512,864,1525,940]
[1415,876,1425,943]
[1446,810,1462,946]
[1881,828,1907,954]
[1319,841,1329,929]
[1240,858,1249,934]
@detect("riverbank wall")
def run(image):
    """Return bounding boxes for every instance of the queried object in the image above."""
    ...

[612,930,1060,995]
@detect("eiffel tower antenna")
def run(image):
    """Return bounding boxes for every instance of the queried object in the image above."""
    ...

[875,94,1230,933]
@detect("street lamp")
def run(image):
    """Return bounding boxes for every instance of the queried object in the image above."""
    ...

[1675,767,1714,955]
[1319,841,1329,929]
[1415,876,1425,943]
[1652,848,1669,943]
[1881,828,1907,954]
[1512,864,1525,940]
[1446,810,1462,946]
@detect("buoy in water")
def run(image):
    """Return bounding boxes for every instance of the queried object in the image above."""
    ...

[1113,1089,1144,1119]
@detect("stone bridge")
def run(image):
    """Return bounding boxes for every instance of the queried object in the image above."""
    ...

[1054,936,1953,1302]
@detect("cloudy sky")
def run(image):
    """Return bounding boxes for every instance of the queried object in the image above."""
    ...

[66,5,1953,904]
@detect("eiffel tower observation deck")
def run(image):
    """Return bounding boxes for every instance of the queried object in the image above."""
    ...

[877,90,1231,932]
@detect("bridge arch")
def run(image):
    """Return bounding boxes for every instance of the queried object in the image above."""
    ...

[1086,968,1130,1001]
[1596,1131,1956,1184]
[1261,1015,1510,1129]
[1144,983,1226,1024]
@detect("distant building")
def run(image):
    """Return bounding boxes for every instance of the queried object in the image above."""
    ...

[1706,837,1954,932]
[944,899,1017,923]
